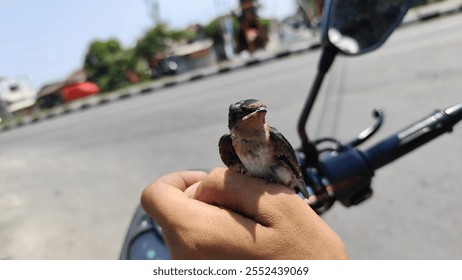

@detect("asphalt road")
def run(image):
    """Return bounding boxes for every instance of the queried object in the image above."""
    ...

[1,13,462,260]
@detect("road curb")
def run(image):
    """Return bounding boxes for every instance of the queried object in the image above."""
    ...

[1,1,461,133]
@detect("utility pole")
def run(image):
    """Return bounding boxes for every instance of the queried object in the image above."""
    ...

[145,0,160,25]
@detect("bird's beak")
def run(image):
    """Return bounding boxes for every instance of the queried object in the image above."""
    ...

[242,107,267,120]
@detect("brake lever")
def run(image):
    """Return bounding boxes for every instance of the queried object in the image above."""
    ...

[346,108,384,148]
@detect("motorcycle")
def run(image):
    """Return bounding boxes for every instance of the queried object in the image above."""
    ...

[120,0,462,259]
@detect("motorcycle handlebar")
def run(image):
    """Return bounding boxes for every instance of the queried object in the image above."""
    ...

[364,103,462,170]
[315,102,462,208]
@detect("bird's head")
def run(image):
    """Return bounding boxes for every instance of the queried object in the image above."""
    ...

[228,99,267,129]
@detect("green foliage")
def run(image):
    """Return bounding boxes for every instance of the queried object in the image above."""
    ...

[135,23,193,60]
[259,18,271,32]
[204,16,241,39]
[83,24,193,92]
[84,39,146,92]
[203,18,220,38]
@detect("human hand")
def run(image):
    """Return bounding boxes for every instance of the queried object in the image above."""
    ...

[141,168,347,259]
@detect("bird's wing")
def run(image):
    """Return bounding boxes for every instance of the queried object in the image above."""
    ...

[269,127,310,198]
[218,133,247,174]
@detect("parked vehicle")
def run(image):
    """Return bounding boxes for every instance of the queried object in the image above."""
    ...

[61,81,100,102]
[120,0,462,259]
[36,81,100,109]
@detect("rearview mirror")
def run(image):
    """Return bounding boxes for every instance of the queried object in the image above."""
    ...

[323,0,410,55]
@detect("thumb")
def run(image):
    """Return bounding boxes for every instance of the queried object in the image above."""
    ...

[193,167,301,227]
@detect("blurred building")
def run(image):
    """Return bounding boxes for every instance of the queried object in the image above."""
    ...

[169,39,217,74]
[295,0,324,28]
[0,76,37,115]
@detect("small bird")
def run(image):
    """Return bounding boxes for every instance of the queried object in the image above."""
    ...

[219,99,310,199]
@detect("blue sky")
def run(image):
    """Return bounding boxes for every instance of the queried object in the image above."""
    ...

[0,0,295,90]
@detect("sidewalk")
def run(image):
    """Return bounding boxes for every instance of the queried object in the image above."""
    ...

[404,0,462,23]
[1,0,461,132]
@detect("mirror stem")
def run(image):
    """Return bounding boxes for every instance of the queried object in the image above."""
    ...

[297,45,338,166]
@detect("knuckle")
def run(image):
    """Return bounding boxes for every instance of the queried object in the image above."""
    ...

[140,183,155,208]
[209,167,227,177]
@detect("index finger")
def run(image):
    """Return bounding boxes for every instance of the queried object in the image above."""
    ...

[141,171,208,228]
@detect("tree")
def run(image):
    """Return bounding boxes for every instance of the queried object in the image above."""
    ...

[83,24,193,91]
[84,39,147,92]
[135,23,193,73]
[203,16,241,40]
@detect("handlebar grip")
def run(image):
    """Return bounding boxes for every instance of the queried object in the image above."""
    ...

[364,103,462,171]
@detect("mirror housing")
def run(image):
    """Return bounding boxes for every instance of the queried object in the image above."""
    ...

[322,0,410,55]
